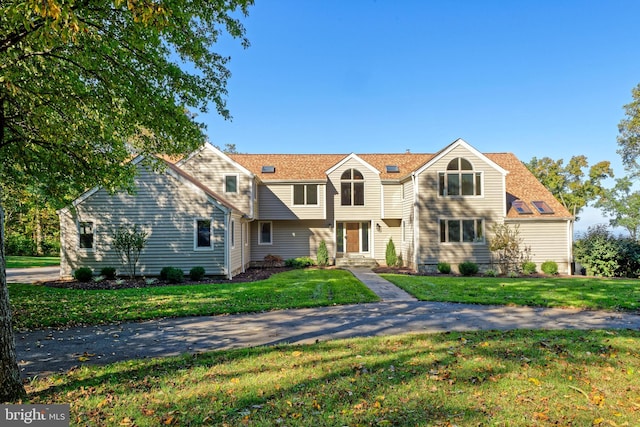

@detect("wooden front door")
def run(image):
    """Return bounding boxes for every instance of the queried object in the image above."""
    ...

[346,223,360,253]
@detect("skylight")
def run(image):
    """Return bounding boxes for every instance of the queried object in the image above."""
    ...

[512,200,532,214]
[261,166,275,173]
[385,165,400,173]
[532,200,554,214]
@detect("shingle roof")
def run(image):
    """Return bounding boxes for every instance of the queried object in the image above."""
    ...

[227,151,572,219]
[486,153,572,219]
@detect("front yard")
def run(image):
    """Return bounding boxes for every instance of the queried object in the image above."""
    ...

[9,268,379,330]
[381,274,640,312]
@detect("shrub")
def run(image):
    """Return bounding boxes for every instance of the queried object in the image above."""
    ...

[385,238,398,267]
[73,267,93,282]
[285,257,316,269]
[574,225,640,278]
[484,269,497,277]
[317,240,329,267]
[488,223,532,275]
[541,260,558,275]
[458,261,479,276]
[160,266,176,280]
[263,254,283,268]
[522,261,537,275]
[437,262,451,274]
[396,253,404,267]
[112,224,148,278]
[190,266,206,281]
[165,267,184,284]
[100,267,117,280]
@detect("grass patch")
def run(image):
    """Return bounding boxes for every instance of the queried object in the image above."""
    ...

[26,329,640,426]
[381,274,640,312]
[6,256,60,268]
[9,269,378,330]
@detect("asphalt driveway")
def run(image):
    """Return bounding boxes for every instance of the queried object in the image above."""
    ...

[6,266,60,283]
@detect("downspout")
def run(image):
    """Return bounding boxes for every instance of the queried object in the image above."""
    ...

[412,173,419,270]
[567,218,574,275]
[224,211,231,280]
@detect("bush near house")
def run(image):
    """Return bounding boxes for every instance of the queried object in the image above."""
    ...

[458,261,479,276]
[100,267,117,280]
[437,262,451,274]
[73,267,93,282]
[317,240,329,267]
[541,261,559,275]
[522,261,537,275]
[189,266,206,281]
[385,238,398,267]
[263,254,284,268]
[284,257,316,269]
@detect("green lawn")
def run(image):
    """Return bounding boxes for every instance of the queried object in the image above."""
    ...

[6,256,60,268]
[9,268,379,330]
[381,274,640,312]
[26,329,640,426]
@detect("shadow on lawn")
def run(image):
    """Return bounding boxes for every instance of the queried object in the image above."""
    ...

[29,329,640,425]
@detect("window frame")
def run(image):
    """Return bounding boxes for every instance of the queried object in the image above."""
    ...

[258,221,273,245]
[224,174,239,194]
[292,184,319,206]
[340,168,365,206]
[78,221,95,251]
[194,218,214,251]
[231,219,236,249]
[438,158,483,198]
[439,218,485,244]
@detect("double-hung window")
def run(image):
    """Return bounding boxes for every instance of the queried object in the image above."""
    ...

[440,219,484,243]
[79,221,94,249]
[258,221,272,245]
[293,184,318,205]
[439,158,482,196]
[195,219,213,249]
[225,175,238,193]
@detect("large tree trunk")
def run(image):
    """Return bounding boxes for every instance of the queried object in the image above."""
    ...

[0,196,26,402]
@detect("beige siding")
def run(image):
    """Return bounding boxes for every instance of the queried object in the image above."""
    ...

[59,165,227,278]
[180,146,253,215]
[416,145,505,270]
[382,184,402,219]
[230,214,250,275]
[250,220,334,262]
[329,158,381,222]
[375,220,402,265]
[258,183,326,220]
[506,219,572,274]
[401,179,415,268]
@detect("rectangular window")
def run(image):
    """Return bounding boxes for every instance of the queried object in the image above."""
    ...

[440,219,484,243]
[439,172,482,197]
[361,222,369,252]
[258,221,272,245]
[225,175,238,193]
[341,183,352,205]
[231,219,235,248]
[354,182,364,205]
[293,184,318,205]
[337,223,344,252]
[79,221,94,249]
[196,219,212,249]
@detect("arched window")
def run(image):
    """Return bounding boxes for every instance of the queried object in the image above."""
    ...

[438,158,482,196]
[341,168,364,205]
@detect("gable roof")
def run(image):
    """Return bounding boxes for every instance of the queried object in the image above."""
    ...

[415,138,509,176]
[487,153,572,219]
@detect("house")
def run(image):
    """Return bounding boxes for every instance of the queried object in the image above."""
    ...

[58,138,574,278]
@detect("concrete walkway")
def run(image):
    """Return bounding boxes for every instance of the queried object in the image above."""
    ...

[13,268,640,378]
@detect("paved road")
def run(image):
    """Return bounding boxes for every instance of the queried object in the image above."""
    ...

[14,267,640,378]
[6,266,60,283]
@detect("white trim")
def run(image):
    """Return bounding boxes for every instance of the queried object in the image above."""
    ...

[412,173,420,269]
[194,218,214,251]
[325,153,381,176]
[224,212,231,279]
[231,219,236,249]
[415,138,508,176]
[258,221,273,245]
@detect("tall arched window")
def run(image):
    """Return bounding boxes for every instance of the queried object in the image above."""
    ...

[438,158,482,196]
[341,168,364,205]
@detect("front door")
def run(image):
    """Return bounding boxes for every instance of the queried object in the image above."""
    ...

[346,222,360,253]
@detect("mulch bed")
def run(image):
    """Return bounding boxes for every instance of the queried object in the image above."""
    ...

[44,267,292,290]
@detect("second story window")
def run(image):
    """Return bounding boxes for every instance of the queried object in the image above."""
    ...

[225,175,238,193]
[293,184,318,205]
[439,157,482,197]
[341,168,364,206]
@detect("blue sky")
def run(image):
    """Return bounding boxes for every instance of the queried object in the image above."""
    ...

[202,0,640,232]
